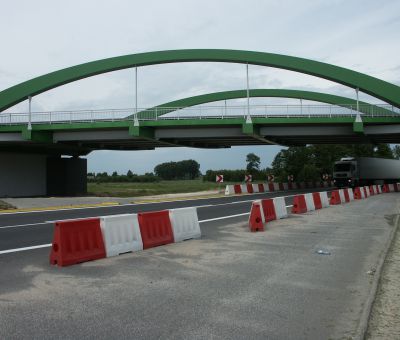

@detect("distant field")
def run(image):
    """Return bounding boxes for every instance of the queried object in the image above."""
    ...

[87,179,226,197]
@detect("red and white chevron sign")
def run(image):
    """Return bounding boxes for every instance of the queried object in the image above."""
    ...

[287,175,294,181]
[267,174,275,182]
[216,174,224,183]
[322,174,329,180]
[245,174,252,183]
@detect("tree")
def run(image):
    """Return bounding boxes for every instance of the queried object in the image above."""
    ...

[246,153,261,172]
[154,160,200,180]
[393,145,400,160]
[127,170,134,178]
[374,144,394,159]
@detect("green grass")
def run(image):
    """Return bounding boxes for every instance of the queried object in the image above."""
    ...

[87,179,226,197]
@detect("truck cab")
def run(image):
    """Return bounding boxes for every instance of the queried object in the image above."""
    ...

[333,157,358,188]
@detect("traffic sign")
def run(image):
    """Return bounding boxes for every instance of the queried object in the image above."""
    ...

[245,174,252,183]
[216,174,224,183]
[267,174,275,182]
[287,175,294,181]
[322,173,329,181]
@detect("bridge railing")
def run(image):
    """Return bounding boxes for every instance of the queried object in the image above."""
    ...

[0,104,399,125]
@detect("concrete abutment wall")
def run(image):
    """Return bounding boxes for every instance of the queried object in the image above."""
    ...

[0,152,87,197]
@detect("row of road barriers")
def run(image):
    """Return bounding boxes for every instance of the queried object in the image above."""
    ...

[249,183,400,232]
[225,181,332,195]
[49,207,201,267]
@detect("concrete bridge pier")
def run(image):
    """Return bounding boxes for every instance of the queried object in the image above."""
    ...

[0,152,87,197]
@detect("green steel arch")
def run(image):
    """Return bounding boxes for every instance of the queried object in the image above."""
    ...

[136,89,391,118]
[1,49,399,112]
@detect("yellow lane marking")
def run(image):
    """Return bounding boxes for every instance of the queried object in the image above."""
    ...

[132,193,224,204]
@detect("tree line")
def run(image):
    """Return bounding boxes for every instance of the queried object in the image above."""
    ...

[88,159,201,182]
[88,144,400,183]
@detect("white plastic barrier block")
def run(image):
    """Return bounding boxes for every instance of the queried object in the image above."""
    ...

[283,183,289,190]
[264,182,271,192]
[388,184,395,192]
[225,185,234,195]
[320,191,329,208]
[378,185,382,194]
[364,186,370,197]
[273,196,288,219]
[170,207,201,242]
[304,193,316,211]
[241,184,248,193]
[252,184,260,193]
[348,188,354,201]
[100,214,143,258]
[338,189,345,203]
[273,182,280,191]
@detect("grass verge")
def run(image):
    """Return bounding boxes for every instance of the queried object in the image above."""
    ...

[87,179,227,197]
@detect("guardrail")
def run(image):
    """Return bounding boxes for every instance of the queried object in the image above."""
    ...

[0,104,399,125]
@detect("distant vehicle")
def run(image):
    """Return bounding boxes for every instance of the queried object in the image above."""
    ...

[333,157,400,188]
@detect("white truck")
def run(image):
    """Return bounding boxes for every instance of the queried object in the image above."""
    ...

[333,157,400,188]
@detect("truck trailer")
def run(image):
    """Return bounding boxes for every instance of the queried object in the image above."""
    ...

[333,157,400,188]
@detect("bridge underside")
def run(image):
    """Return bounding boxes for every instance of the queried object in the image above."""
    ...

[1,117,400,156]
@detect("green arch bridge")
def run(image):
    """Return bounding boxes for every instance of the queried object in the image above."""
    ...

[0,49,399,196]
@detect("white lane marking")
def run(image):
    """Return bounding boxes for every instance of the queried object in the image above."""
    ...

[0,243,52,255]
[199,212,250,223]
[0,222,49,229]
[0,205,293,255]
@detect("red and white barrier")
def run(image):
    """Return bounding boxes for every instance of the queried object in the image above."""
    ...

[51,207,201,266]
[225,180,332,196]
[304,193,316,211]
[248,197,288,231]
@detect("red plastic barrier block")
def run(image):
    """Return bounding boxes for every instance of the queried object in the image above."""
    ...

[234,184,242,194]
[363,187,368,197]
[343,189,350,202]
[261,199,277,222]
[369,185,375,195]
[138,210,174,249]
[49,218,106,267]
[330,190,341,205]
[292,195,307,214]
[279,183,284,191]
[258,183,265,192]
[249,202,264,232]
[288,182,293,190]
[268,182,275,191]
[353,187,362,199]
[382,184,389,193]
[312,192,322,209]
[246,183,254,193]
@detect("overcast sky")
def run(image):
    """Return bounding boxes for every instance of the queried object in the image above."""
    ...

[1,0,399,174]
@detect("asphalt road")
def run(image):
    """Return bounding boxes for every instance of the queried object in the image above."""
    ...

[0,188,324,252]
[1,189,398,339]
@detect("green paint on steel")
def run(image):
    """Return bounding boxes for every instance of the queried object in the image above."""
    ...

[1,49,400,112]
[136,89,393,119]
[5,116,400,134]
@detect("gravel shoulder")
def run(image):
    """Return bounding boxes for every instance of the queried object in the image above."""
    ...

[366,214,400,339]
